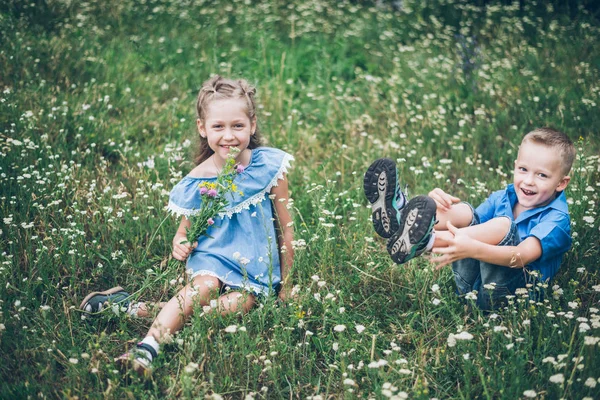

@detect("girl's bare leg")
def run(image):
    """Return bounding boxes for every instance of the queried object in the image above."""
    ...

[136,283,256,324]
[146,275,221,342]
[218,291,256,315]
[128,302,167,318]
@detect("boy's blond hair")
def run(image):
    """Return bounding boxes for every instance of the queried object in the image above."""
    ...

[521,127,576,175]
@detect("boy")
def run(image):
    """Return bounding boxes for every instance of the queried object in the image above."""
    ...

[364,128,575,310]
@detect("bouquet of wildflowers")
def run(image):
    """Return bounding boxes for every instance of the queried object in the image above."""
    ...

[184,147,244,244]
[100,150,244,313]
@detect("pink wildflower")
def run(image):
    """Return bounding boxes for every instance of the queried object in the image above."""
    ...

[207,218,214,225]
[207,189,218,197]
[235,164,245,174]
[199,186,208,195]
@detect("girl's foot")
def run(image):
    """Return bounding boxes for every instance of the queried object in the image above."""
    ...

[79,287,131,313]
[115,342,157,377]
[363,158,407,238]
[387,195,436,264]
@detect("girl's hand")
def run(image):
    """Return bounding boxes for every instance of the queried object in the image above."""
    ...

[428,188,460,212]
[277,281,297,303]
[430,222,475,269]
[277,288,289,303]
[278,284,291,303]
[172,236,197,261]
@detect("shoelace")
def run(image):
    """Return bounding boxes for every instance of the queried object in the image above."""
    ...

[394,183,410,210]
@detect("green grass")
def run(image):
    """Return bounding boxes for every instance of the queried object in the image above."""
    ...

[1,0,599,398]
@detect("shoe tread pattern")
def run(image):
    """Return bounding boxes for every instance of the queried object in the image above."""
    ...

[387,195,436,264]
[363,158,399,238]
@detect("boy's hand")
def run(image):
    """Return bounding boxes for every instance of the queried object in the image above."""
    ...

[428,188,461,212]
[430,222,475,269]
[172,236,197,261]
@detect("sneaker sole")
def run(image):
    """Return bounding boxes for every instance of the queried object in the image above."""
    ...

[79,286,126,310]
[363,158,400,238]
[387,195,436,264]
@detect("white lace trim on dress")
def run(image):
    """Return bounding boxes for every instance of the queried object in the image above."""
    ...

[166,201,198,218]
[166,153,294,219]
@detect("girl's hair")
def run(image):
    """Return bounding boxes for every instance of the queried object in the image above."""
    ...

[194,75,263,164]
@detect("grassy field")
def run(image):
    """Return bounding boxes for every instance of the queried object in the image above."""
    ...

[1,0,599,398]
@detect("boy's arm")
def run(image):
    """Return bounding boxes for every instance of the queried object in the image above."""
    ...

[271,175,295,300]
[431,222,542,269]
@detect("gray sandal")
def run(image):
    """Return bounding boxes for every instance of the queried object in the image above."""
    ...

[115,342,157,377]
[79,286,131,313]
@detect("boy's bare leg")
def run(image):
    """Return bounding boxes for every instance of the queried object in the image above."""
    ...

[459,217,511,245]
[434,216,511,248]
[435,202,474,231]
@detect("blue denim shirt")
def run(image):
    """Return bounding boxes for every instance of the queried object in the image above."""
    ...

[475,184,571,281]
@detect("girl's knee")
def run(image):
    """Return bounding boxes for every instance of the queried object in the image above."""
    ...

[190,276,221,297]
[219,291,256,314]
[191,275,221,290]
[177,276,221,309]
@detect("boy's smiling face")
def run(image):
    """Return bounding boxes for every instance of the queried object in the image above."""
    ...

[513,141,570,211]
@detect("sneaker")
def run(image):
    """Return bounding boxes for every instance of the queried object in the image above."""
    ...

[115,342,156,377]
[364,158,407,238]
[79,286,131,314]
[387,195,436,264]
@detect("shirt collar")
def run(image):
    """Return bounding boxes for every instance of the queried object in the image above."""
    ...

[506,184,569,218]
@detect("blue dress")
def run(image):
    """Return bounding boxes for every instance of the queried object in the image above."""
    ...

[167,147,294,296]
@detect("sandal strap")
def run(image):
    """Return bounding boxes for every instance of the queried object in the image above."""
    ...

[136,342,158,359]
[85,291,130,312]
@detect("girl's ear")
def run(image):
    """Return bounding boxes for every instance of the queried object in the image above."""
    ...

[556,175,570,192]
[250,116,257,135]
[197,119,206,138]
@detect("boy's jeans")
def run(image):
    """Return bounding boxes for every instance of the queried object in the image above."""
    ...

[451,206,527,311]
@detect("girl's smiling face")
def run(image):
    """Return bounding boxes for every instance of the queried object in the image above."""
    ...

[513,141,570,211]
[197,98,256,168]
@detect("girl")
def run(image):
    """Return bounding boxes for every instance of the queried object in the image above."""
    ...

[80,76,295,376]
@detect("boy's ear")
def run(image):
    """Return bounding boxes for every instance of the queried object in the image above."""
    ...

[556,175,570,192]
[197,119,205,138]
